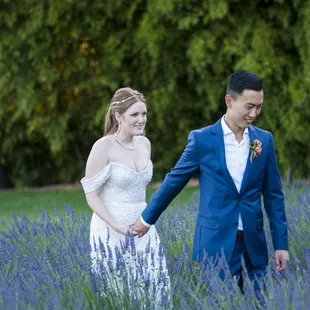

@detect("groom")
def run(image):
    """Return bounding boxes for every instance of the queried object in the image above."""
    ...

[133,70,289,289]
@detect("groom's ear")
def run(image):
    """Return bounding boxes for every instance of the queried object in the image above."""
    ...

[225,94,233,109]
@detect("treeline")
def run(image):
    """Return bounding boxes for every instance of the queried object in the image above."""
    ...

[0,0,309,187]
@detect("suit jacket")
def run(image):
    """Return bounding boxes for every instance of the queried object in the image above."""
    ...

[142,119,289,267]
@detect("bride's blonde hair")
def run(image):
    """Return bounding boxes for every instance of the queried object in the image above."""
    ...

[104,87,146,136]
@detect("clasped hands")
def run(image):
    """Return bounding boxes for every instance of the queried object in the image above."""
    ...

[130,217,149,237]
[115,217,149,237]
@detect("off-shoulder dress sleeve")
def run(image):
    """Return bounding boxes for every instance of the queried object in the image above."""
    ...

[80,164,111,194]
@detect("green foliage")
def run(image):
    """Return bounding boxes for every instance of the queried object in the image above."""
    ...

[0,0,309,186]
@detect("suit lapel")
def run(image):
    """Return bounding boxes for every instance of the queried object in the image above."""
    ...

[212,120,238,195]
[239,126,258,194]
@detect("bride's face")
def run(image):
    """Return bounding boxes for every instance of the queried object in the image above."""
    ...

[118,101,147,136]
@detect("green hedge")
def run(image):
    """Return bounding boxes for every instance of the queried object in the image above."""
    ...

[0,0,309,187]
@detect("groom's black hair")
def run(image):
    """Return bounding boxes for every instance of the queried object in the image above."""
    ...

[226,70,263,96]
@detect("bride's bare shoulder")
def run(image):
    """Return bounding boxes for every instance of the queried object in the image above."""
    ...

[139,136,151,145]
[85,135,115,174]
[92,135,115,151]
[137,136,151,154]
[84,135,116,178]
[138,136,151,147]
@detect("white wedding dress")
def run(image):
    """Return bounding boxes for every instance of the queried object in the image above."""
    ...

[80,160,170,307]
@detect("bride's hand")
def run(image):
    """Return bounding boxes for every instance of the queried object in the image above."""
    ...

[114,222,132,235]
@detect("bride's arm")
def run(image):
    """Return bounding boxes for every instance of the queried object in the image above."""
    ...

[83,137,130,235]
[85,192,130,235]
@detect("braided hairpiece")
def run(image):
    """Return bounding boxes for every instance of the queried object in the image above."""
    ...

[111,95,135,105]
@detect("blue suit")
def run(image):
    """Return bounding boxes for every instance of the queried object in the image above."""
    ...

[142,119,288,267]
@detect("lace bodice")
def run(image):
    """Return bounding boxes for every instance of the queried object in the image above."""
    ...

[80,160,153,204]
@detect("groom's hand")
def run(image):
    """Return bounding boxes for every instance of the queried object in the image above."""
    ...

[132,217,150,237]
[275,250,290,272]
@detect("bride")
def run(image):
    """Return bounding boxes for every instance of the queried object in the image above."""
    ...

[80,87,170,307]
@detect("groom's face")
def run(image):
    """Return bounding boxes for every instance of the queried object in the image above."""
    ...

[226,89,264,129]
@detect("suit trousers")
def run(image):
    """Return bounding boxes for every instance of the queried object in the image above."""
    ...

[226,234,267,301]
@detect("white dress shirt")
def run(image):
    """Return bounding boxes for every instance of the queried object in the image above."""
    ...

[221,116,249,230]
[141,116,250,230]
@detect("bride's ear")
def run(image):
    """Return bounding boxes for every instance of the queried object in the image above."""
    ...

[115,111,121,123]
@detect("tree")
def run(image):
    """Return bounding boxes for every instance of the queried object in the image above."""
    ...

[0,0,309,187]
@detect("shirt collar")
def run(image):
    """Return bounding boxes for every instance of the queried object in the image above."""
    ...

[221,115,249,137]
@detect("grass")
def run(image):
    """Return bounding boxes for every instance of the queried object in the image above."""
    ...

[0,184,198,221]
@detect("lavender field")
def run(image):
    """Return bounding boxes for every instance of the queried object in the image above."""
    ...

[1,184,310,309]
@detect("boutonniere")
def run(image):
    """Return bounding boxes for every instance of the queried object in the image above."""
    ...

[249,139,262,163]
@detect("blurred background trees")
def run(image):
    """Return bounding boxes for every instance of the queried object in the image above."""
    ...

[0,0,309,187]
